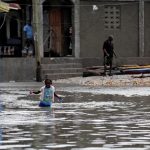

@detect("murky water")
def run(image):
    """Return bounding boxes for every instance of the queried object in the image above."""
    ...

[0,85,150,150]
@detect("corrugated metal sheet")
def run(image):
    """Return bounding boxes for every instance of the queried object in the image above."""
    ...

[0,1,10,12]
[0,1,21,12]
[9,3,21,10]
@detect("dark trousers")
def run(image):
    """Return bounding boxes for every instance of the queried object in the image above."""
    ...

[25,38,35,55]
[104,55,113,75]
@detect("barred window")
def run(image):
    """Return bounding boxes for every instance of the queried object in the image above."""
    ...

[104,5,120,29]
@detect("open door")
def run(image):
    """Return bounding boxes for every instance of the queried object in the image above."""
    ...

[49,8,62,56]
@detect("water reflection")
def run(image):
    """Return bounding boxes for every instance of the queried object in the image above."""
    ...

[0,86,150,149]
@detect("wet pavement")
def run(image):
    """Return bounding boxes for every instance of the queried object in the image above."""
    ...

[0,82,150,149]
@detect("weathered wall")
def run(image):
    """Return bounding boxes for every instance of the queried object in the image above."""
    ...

[0,58,36,82]
[80,1,139,58]
[144,2,150,57]
[1,57,150,82]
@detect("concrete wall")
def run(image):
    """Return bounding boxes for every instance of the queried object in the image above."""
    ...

[0,57,150,82]
[144,2,150,57]
[0,58,36,82]
[80,1,139,58]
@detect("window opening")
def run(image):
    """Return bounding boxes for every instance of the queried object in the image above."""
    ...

[104,5,120,29]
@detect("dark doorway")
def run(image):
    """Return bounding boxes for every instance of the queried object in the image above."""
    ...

[0,14,7,45]
[10,19,18,38]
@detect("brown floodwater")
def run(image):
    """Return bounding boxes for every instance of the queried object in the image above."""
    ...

[0,85,150,150]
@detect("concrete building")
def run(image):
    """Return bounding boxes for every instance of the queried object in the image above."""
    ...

[35,0,150,57]
[33,0,150,66]
[0,0,150,81]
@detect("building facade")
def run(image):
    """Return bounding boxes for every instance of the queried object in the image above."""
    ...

[1,0,150,59]
[80,0,149,58]
[33,0,150,59]
[0,0,150,81]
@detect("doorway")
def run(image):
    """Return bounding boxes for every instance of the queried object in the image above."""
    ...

[49,8,62,56]
[43,0,73,57]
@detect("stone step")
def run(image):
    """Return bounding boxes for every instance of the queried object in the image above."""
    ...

[41,58,83,80]
[42,68,83,74]
[44,72,83,80]
[41,63,82,70]
[41,57,82,64]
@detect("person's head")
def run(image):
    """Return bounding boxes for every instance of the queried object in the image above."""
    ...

[108,35,113,41]
[44,79,52,88]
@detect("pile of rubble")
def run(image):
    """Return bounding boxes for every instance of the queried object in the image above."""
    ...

[55,74,150,87]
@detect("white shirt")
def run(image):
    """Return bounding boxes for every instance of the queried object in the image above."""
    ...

[40,85,55,102]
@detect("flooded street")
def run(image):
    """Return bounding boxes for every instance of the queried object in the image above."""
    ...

[0,84,150,150]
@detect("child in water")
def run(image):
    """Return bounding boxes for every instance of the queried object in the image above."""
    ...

[30,79,63,107]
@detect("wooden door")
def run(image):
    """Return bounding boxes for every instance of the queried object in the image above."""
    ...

[49,8,62,56]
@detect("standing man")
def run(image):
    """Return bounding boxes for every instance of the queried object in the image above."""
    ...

[103,35,116,76]
[22,21,34,57]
